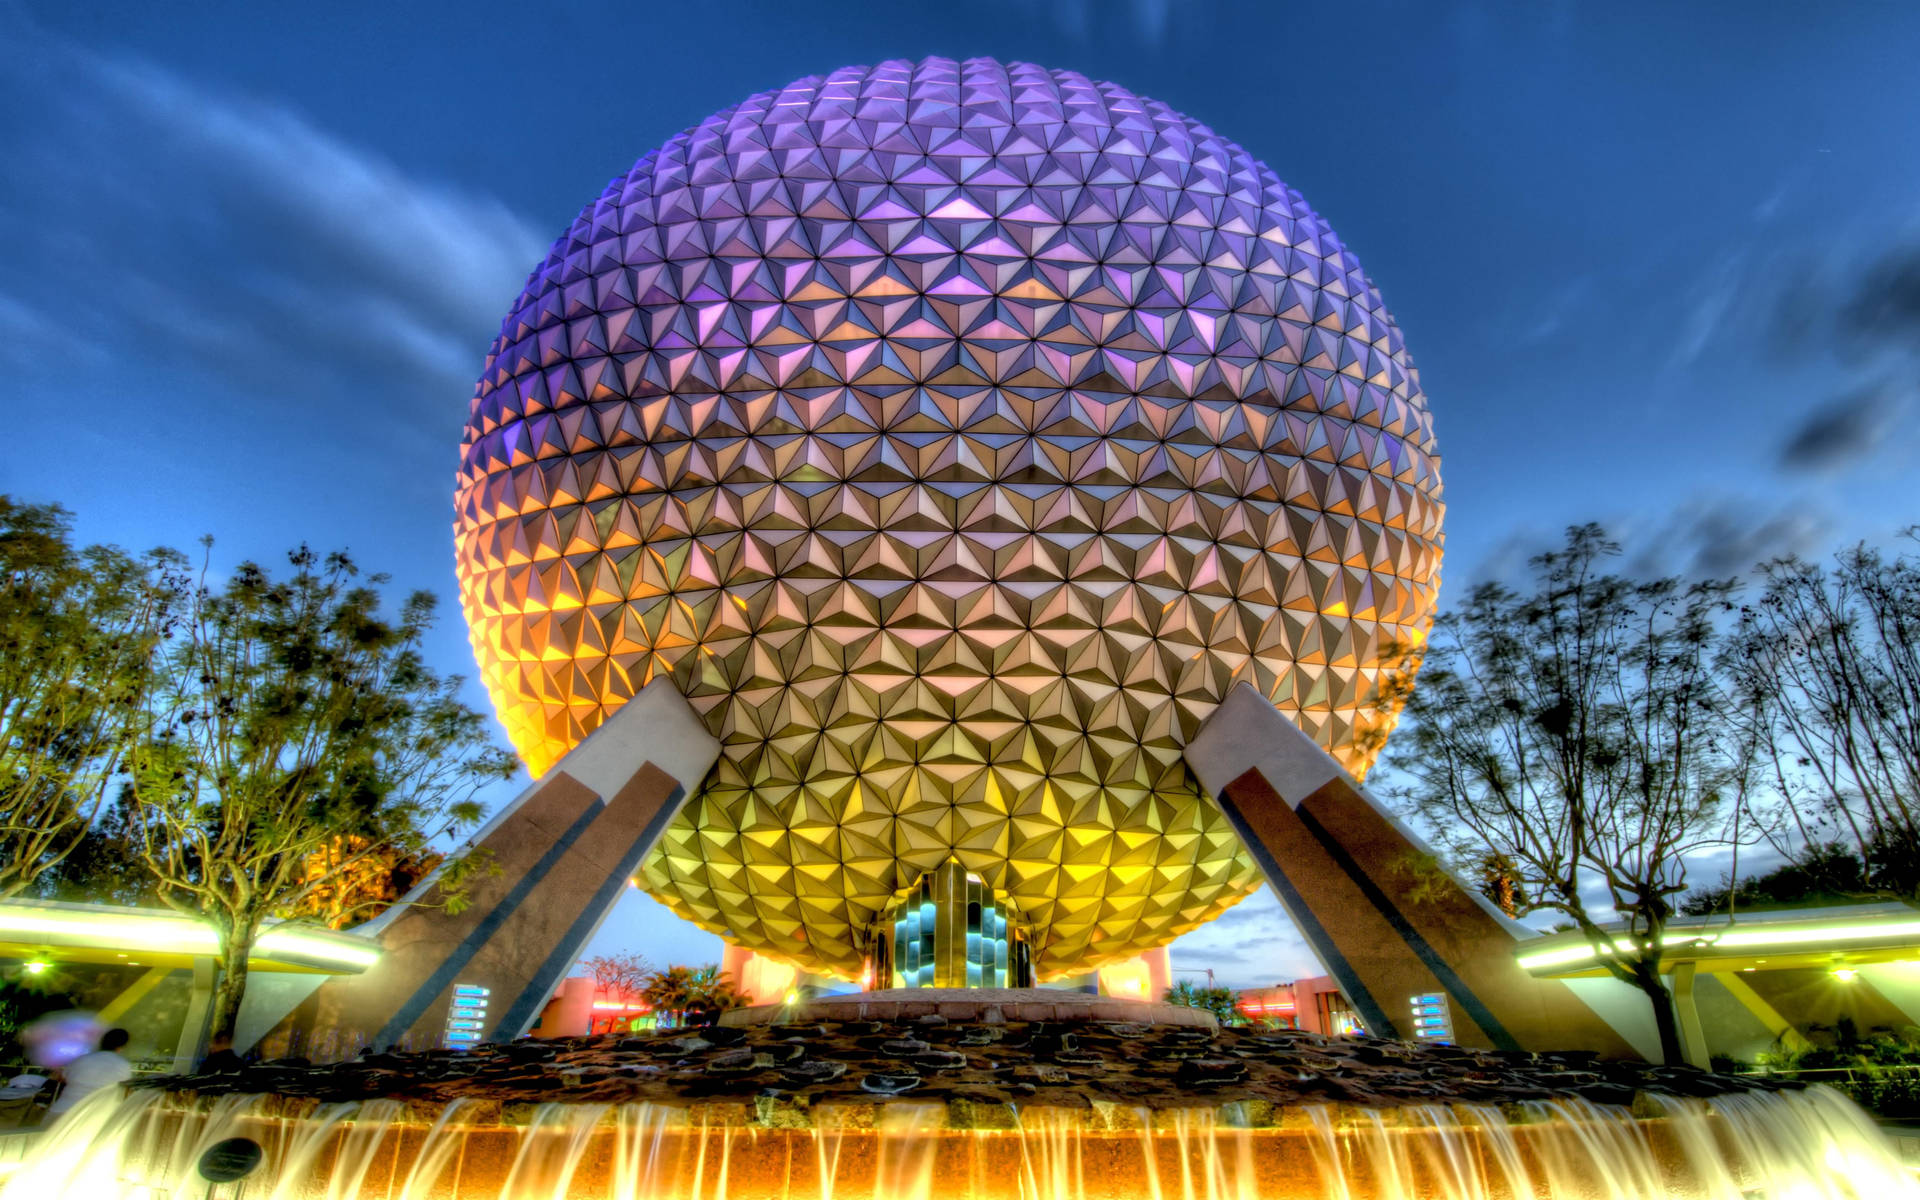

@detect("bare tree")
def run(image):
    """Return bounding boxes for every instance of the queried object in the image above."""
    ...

[0,498,183,898]
[582,952,654,1032]
[1725,533,1920,894]
[127,544,516,1043]
[1384,525,1749,1064]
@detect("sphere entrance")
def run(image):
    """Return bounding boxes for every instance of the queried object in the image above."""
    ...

[872,859,1035,990]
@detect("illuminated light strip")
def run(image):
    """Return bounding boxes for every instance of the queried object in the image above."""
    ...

[1704,919,1920,950]
[0,905,380,972]
[1516,918,1920,972]
[591,1000,652,1011]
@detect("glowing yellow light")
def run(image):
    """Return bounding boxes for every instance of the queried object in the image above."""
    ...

[1832,967,1859,982]
[22,961,47,975]
[0,903,380,973]
[1517,917,1920,973]
[784,990,799,1006]
[1515,941,1623,971]
[1707,918,1920,951]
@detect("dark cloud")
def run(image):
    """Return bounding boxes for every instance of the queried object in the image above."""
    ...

[1778,385,1903,473]
[1465,500,1830,588]
[1764,242,1920,363]
[1623,498,1830,580]
[0,32,548,450]
[1463,528,1567,589]
[1840,248,1920,349]
[1722,241,1920,473]
[1678,503,1830,577]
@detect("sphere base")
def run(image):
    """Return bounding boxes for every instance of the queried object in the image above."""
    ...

[718,987,1217,1028]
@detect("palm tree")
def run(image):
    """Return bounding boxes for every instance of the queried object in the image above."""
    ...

[1163,980,1242,1025]
[1163,979,1203,1009]
[641,965,697,1029]
[641,964,753,1028]
[683,965,752,1026]
[1200,986,1243,1026]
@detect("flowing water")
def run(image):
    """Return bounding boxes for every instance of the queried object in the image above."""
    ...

[0,1084,1909,1199]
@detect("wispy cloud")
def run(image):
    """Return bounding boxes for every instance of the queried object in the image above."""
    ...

[987,0,1182,48]
[1668,249,1754,371]
[0,27,548,447]
[1131,0,1173,42]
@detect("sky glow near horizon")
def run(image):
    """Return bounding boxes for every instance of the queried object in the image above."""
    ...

[3,0,1918,990]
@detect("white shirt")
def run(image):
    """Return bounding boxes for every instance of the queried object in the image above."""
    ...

[48,1050,132,1115]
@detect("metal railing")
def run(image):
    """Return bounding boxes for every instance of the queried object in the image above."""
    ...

[1739,1062,1920,1122]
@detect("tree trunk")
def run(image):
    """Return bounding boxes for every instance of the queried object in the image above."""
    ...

[208,931,253,1047]
[1630,959,1686,1066]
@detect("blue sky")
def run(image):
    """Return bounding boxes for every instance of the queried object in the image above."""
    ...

[4,0,1918,989]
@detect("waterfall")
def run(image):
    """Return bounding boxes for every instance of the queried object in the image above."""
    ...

[0,1085,1909,1199]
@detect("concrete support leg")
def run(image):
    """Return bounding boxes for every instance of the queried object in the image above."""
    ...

[1720,971,1811,1054]
[172,958,215,1074]
[1185,683,1642,1058]
[98,965,171,1025]
[1671,962,1713,1068]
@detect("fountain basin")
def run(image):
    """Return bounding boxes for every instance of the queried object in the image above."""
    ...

[4,1021,1912,1198]
[10,1086,1911,1200]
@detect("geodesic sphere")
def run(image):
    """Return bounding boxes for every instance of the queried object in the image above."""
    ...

[454,57,1444,981]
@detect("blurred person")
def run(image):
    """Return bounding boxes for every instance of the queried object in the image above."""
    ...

[19,1009,103,1070]
[47,1027,132,1118]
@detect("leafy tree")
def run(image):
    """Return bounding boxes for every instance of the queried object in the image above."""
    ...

[1383,525,1749,1064]
[1724,535,1920,896]
[1682,842,1872,916]
[281,838,445,929]
[0,498,183,898]
[31,792,161,907]
[126,544,516,1044]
